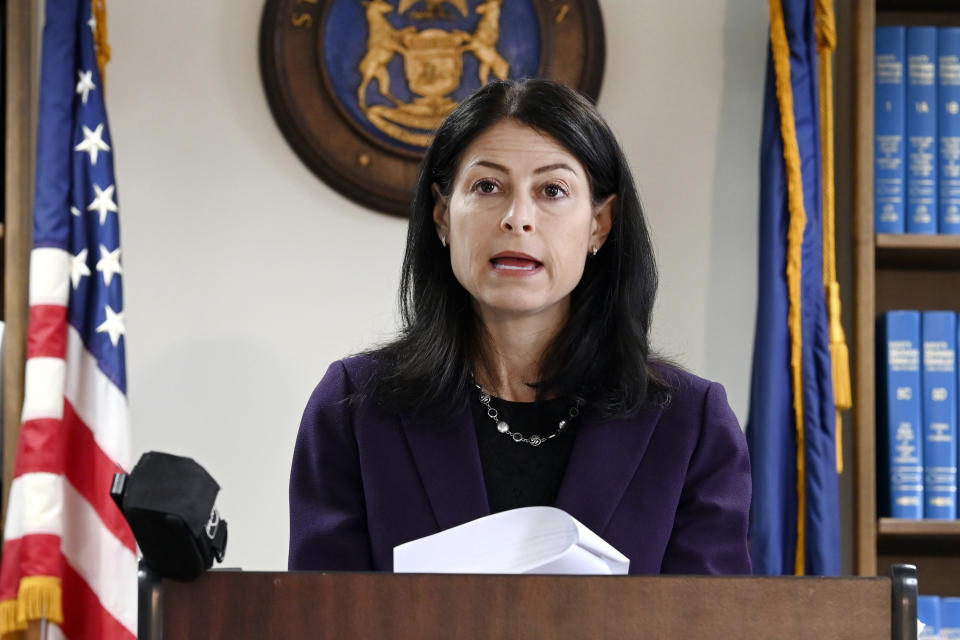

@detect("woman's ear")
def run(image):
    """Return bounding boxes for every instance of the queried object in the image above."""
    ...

[432,183,449,241]
[590,194,616,250]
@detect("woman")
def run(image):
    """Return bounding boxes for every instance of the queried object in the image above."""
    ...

[289,79,751,574]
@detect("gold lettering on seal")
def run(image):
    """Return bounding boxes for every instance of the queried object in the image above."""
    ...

[290,12,313,28]
[555,4,569,23]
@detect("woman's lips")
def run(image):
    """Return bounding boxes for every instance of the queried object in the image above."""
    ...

[490,255,543,274]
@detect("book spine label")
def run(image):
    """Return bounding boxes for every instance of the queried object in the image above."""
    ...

[907,27,938,233]
[942,597,960,640]
[882,311,924,518]
[877,27,907,233]
[940,28,960,234]
[922,311,958,518]
[919,596,942,640]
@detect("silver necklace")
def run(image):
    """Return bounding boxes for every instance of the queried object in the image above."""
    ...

[475,384,580,447]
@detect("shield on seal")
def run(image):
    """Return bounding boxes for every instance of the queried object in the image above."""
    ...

[401,29,467,100]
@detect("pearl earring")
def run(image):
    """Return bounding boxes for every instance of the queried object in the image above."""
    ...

[441,235,447,248]
[592,246,598,256]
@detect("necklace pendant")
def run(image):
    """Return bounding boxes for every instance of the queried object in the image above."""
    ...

[497,421,509,433]
[529,435,543,446]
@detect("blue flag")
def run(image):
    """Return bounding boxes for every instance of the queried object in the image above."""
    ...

[746,0,841,576]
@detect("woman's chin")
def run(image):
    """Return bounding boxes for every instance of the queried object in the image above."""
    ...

[474,296,570,323]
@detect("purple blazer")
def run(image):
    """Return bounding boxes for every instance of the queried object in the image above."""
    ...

[289,356,752,574]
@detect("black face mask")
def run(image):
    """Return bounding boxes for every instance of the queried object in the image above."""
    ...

[111,451,228,581]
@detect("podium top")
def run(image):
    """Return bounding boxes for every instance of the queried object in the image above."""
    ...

[143,570,903,640]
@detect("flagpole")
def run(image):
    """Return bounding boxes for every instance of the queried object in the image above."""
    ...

[1,0,38,529]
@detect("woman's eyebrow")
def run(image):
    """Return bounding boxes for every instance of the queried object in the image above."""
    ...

[466,159,509,173]
[534,163,578,175]
[464,161,578,176]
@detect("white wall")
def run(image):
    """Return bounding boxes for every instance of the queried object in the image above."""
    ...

[107,0,767,570]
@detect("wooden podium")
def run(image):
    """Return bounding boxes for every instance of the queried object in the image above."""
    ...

[138,564,918,639]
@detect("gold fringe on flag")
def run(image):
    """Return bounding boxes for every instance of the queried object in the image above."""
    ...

[0,576,64,638]
[93,0,111,83]
[815,0,851,475]
[16,577,63,627]
[768,0,809,577]
[0,599,21,638]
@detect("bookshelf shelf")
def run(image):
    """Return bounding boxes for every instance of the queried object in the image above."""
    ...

[878,518,960,540]
[875,234,960,269]
[878,0,960,15]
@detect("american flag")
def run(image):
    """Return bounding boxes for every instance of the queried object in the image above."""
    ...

[0,0,137,637]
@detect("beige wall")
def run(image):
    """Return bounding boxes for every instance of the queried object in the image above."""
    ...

[107,0,767,570]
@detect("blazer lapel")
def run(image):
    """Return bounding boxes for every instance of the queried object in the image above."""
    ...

[554,403,665,535]
[399,405,491,532]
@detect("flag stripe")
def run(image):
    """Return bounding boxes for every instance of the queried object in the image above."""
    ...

[27,305,69,359]
[28,248,71,306]
[61,402,135,551]
[61,561,135,640]
[64,326,130,468]
[0,536,62,601]
[13,419,67,477]
[4,473,65,539]
[11,412,136,552]
[21,358,67,422]
[59,482,137,634]
[3,476,137,634]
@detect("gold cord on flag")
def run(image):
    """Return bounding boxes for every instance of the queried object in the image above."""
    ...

[93,0,111,83]
[815,0,851,475]
[768,0,808,577]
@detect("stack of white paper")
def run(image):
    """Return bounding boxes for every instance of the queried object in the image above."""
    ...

[393,506,629,575]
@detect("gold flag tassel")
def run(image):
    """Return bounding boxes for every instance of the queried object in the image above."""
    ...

[815,0,851,475]
[93,0,111,83]
[768,0,809,576]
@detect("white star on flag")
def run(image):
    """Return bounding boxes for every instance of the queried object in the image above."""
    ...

[87,184,118,224]
[76,69,96,105]
[96,245,122,286]
[70,248,92,289]
[95,304,125,347]
[71,206,81,217]
[74,123,110,166]
[88,13,96,33]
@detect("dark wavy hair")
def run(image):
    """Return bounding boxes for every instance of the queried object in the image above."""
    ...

[362,78,669,417]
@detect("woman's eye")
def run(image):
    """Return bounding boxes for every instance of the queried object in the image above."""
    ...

[543,183,567,198]
[473,180,499,194]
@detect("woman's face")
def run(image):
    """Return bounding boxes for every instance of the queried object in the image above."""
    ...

[433,119,613,327]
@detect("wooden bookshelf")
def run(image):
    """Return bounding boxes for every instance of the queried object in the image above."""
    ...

[851,0,960,595]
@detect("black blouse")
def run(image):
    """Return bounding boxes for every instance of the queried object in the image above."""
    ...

[469,390,580,513]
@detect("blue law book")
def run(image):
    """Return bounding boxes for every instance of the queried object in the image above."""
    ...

[921,311,957,518]
[878,311,923,518]
[942,597,960,640]
[939,28,960,234]
[907,26,938,233]
[876,26,907,233]
[919,595,942,640]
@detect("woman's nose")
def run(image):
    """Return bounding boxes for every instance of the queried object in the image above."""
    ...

[501,193,535,233]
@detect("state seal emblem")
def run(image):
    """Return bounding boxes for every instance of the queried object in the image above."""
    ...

[260,0,605,216]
